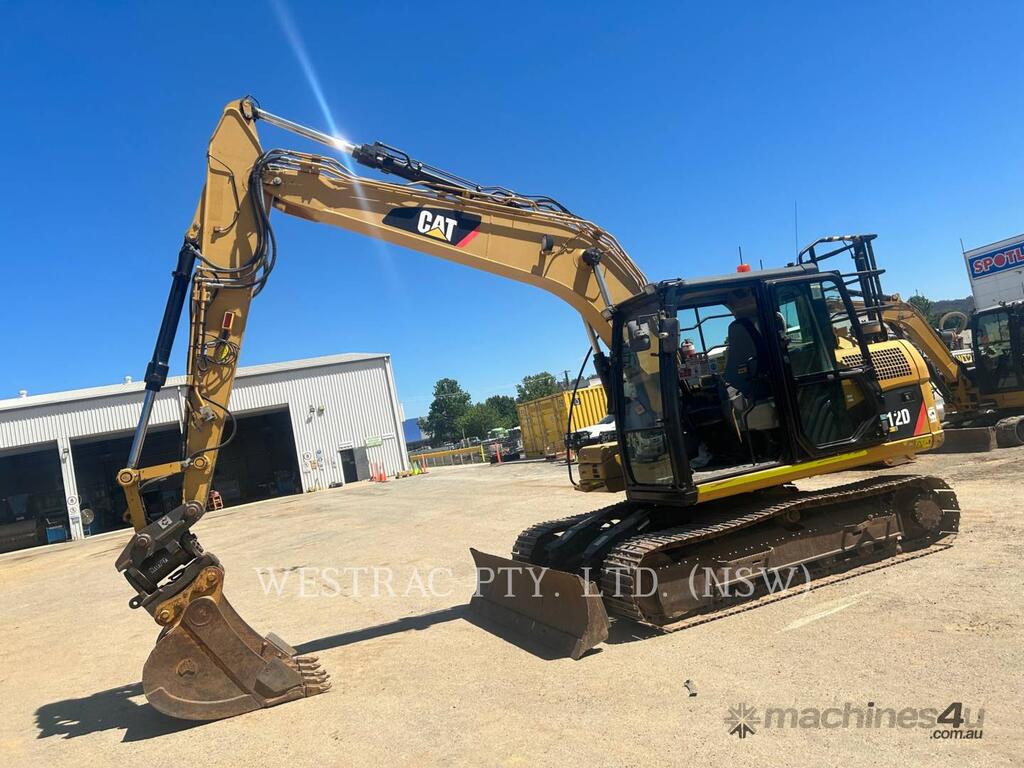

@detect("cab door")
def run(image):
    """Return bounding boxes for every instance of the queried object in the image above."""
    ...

[973,307,1024,395]
[767,274,886,457]
[613,300,691,498]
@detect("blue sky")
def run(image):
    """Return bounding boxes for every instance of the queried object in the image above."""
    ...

[1,2,1021,416]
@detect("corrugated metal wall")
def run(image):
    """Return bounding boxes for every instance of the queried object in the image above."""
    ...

[0,356,408,542]
[0,389,183,449]
[232,358,409,490]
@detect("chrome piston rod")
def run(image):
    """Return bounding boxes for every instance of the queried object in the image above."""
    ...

[252,106,356,156]
[127,389,156,469]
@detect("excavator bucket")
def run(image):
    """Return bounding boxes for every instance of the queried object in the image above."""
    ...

[141,566,330,720]
[468,549,609,659]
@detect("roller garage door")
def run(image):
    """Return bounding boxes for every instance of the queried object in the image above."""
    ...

[0,444,67,553]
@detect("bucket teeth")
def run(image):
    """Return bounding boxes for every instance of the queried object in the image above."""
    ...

[306,679,333,695]
[300,656,331,694]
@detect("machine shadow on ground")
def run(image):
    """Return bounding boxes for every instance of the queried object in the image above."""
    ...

[605,621,664,645]
[295,605,470,654]
[33,602,637,743]
[34,682,205,743]
[299,603,616,661]
[32,608,470,744]
[294,604,582,660]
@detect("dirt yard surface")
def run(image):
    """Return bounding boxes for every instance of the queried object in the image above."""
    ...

[2,449,1021,767]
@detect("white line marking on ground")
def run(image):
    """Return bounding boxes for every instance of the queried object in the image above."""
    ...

[782,591,870,631]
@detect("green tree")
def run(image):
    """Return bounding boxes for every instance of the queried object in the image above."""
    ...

[483,394,518,427]
[423,378,471,443]
[515,371,560,403]
[907,294,939,326]
[458,402,501,440]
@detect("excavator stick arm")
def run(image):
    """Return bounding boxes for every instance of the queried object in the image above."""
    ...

[117,98,647,720]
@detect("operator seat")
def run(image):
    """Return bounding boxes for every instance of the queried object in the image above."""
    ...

[721,319,778,434]
[723,319,766,397]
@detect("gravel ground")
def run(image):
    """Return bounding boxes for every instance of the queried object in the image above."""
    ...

[1,449,1021,767]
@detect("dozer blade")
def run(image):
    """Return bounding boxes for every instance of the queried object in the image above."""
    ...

[143,566,330,720]
[469,548,609,659]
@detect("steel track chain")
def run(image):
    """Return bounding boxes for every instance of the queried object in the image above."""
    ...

[510,502,631,563]
[648,539,956,634]
[600,474,959,623]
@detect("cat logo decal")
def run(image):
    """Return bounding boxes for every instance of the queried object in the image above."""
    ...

[383,207,481,248]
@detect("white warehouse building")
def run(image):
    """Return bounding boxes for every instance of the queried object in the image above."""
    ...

[0,353,409,552]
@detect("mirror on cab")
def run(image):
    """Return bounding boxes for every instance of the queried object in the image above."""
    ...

[627,319,652,352]
[658,316,680,352]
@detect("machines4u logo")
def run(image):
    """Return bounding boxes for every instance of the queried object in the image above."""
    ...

[723,700,983,741]
[968,239,1024,279]
[383,207,481,248]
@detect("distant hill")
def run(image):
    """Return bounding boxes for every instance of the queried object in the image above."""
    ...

[931,296,974,318]
[902,295,974,329]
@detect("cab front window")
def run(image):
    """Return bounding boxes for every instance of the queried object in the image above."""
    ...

[619,313,674,485]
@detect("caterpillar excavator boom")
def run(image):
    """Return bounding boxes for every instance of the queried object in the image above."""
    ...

[117,100,959,722]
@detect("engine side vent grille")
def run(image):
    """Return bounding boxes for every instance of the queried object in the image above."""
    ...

[839,346,914,381]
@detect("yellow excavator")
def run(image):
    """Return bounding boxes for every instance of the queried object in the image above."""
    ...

[797,234,1024,447]
[115,99,960,721]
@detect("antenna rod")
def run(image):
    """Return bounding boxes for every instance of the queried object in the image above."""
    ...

[794,201,799,256]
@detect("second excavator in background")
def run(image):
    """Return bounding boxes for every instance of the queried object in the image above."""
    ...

[797,234,1024,448]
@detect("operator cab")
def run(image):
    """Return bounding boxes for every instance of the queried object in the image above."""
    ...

[971,302,1024,395]
[611,263,887,503]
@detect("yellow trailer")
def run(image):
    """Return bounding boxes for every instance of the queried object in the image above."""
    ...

[516,386,608,458]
